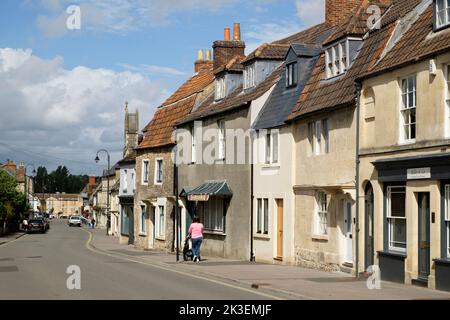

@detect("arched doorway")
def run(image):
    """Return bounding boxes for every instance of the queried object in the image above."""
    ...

[364,182,375,270]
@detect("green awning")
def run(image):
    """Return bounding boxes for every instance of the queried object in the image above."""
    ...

[185,180,232,201]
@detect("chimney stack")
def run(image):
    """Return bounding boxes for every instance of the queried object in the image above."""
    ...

[212,23,245,71]
[194,49,213,73]
[89,176,96,187]
[326,0,363,26]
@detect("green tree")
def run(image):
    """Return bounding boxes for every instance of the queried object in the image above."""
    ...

[0,170,29,234]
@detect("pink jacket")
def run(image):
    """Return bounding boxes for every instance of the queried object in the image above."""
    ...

[188,223,204,239]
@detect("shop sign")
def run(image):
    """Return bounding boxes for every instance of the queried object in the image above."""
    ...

[407,167,431,180]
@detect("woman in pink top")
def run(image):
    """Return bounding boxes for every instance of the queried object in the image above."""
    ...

[188,217,204,262]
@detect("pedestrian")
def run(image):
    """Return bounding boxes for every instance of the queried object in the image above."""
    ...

[188,217,204,263]
[91,218,96,229]
[22,218,28,231]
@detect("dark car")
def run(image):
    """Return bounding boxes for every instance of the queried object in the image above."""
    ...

[27,218,47,233]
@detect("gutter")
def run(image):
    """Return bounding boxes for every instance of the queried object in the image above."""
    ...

[355,81,362,278]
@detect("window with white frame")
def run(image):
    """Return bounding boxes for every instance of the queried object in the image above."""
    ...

[286,62,298,87]
[400,75,417,142]
[200,198,225,232]
[218,120,226,160]
[436,0,450,29]
[446,65,450,137]
[315,192,328,235]
[326,41,348,78]
[157,205,165,238]
[264,129,279,164]
[155,159,163,184]
[445,185,450,258]
[215,76,226,100]
[123,169,128,192]
[140,205,146,234]
[191,126,196,163]
[256,198,269,234]
[142,160,149,184]
[308,120,329,156]
[244,64,255,89]
[387,186,407,252]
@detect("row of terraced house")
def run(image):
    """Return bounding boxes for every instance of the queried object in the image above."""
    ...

[97,0,450,292]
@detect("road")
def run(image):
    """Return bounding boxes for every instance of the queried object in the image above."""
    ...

[0,220,274,300]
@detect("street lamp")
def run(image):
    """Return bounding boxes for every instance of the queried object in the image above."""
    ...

[95,149,110,236]
[24,164,36,213]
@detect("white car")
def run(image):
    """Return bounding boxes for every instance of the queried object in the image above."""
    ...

[68,216,82,227]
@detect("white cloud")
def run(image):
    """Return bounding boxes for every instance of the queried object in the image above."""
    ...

[0,48,168,174]
[295,0,325,27]
[36,0,238,37]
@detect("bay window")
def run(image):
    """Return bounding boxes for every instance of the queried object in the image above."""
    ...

[400,75,417,142]
[387,186,407,252]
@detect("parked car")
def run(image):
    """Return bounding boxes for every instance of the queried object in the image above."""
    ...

[27,218,47,233]
[68,216,82,227]
[60,215,68,219]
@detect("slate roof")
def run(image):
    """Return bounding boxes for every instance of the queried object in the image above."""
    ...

[187,180,233,197]
[178,23,336,126]
[137,63,215,149]
[359,1,450,80]
[253,45,322,130]
[288,0,421,121]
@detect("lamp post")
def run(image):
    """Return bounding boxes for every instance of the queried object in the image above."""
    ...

[95,149,110,236]
[24,164,36,213]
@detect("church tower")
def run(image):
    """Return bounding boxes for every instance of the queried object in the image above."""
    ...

[123,102,139,158]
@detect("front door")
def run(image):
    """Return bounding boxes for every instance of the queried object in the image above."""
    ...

[276,199,283,260]
[344,201,353,263]
[365,184,375,269]
[418,193,430,281]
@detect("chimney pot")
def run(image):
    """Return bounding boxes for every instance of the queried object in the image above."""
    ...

[233,23,241,41]
[197,49,204,61]
[224,27,231,41]
[205,49,211,61]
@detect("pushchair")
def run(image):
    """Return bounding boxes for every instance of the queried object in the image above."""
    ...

[183,235,194,261]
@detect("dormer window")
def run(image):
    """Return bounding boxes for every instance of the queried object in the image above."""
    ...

[215,76,226,100]
[244,64,255,89]
[436,0,450,29]
[286,62,298,88]
[325,40,349,78]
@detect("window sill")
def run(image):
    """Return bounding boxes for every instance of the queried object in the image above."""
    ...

[312,234,329,241]
[262,164,280,169]
[154,182,163,186]
[254,234,270,240]
[155,236,166,241]
[398,139,416,146]
[378,250,407,259]
[433,258,450,265]
[204,230,226,237]
[139,233,147,237]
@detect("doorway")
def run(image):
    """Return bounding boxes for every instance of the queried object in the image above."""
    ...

[276,199,283,260]
[365,183,375,270]
[344,200,353,264]
[418,192,430,281]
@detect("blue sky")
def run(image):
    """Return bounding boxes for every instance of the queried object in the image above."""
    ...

[0,0,325,175]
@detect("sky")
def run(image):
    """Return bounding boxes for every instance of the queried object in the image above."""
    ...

[0,0,325,176]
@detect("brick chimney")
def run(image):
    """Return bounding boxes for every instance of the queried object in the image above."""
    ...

[89,176,96,187]
[194,49,213,73]
[17,161,25,181]
[213,23,245,71]
[326,0,363,26]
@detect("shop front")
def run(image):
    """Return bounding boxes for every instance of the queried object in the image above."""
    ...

[371,153,450,290]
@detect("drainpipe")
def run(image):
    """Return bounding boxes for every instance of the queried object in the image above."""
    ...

[174,131,180,262]
[355,81,362,279]
[250,161,255,262]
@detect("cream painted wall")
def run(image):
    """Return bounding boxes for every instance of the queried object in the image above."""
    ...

[253,125,296,264]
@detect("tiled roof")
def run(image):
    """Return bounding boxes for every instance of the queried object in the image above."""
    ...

[137,63,215,149]
[323,0,391,45]
[178,65,283,125]
[242,43,290,64]
[178,23,336,126]
[288,0,420,121]
[359,3,450,79]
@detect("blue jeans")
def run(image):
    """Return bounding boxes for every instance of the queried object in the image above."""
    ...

[192,237,203,258]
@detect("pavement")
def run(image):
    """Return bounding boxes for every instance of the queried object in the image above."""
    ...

[88,226,450,300]
[0,230,26,246]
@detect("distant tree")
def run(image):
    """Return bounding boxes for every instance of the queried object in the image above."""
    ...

[0,170,28,234]
[34,166,88,194]
[34,166,48,193]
